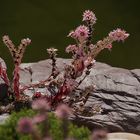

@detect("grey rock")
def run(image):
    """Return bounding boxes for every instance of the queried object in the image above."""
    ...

[19,58,140,134]
[1,58,140,134]
[0,57,7,85]
[0,58,9,100]
[0,114,9,124]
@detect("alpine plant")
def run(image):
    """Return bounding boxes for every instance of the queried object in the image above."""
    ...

[0,10,129,113]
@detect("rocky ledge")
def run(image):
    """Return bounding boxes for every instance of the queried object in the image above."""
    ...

[1,58,140,134]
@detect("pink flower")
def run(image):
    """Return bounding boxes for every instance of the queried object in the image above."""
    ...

[83,10,97,24]
[17,117,34,134]
[75,25,89,42]
[68,26,89,43]
[65,45,77,53]
[32,99,50,111]
[109,28,129,42]
[55,104,72,119]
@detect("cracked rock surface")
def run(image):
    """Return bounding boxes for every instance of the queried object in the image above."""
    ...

[0,58,140,134]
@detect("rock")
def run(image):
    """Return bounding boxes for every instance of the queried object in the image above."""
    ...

[0,58,8,124]
[19,58,140,134]
[0,114,9,124]
[0,58,140,134]
[0,58,7,85]
[0,58,9,100]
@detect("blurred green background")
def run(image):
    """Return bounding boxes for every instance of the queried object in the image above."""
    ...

[0,0,140,75]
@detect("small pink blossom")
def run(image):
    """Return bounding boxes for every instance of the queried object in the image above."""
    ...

[17,117,34,134]
[65,45,77,53]
[83,10,97,24]
[109,28,129,42]
[55,104,72,119]
[75,25,89,42]
[68,26,89,42]
[32,99,50,111]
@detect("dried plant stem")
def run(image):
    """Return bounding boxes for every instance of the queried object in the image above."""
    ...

[86,22,93,46]
[13,65,20,99]
[51,55,57,78]
[47,48,59,79]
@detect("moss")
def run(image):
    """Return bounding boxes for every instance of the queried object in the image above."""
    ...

[0,109,90,140]
[0,109,35,140]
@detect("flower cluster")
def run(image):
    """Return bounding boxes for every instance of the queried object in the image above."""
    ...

[83,10,97,24]
[32,98,50,111]
[109,28,129,42]
[17,99,72,140]
[55,104,72,119]
[17,99,107,140]
[46,10,129,109]
[0,10,129,115]
[17,117,34,134]
[2,36,31,100]
[68,25,89,43]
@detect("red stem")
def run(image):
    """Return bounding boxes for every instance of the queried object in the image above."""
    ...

[13,65,20,99]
